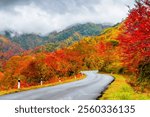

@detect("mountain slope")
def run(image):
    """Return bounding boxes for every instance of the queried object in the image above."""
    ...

[0,35,23,60]
[47,23,109,42]
[1,23,110,50]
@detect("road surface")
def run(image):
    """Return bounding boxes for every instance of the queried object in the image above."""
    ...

[0,71,114,100]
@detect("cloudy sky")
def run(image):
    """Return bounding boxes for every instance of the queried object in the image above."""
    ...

[0,0,135,34]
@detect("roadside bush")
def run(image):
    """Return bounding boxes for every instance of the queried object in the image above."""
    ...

[100,62,124,74]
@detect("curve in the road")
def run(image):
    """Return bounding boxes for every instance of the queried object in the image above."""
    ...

[0,70,114,100]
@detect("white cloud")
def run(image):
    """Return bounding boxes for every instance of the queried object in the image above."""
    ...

[0,0,135,34]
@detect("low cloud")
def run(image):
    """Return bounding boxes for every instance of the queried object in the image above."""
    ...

[0,0,135,34]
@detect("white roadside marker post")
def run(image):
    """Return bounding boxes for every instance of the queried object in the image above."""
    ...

[18,79,20,89]
[41,78,43,86]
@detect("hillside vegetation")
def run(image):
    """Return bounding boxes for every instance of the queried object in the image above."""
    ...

[2,23,108,50]
[0,1,149,98]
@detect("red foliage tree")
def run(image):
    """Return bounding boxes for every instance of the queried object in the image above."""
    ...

[119,0,150,80]
[45,48,83,78]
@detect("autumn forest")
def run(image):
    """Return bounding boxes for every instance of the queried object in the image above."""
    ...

[0,0,150,99]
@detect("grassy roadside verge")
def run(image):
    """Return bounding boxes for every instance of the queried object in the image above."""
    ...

[0,74,86,96]
[99,74,150,100]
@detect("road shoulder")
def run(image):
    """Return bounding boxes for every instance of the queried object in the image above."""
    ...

[99,74,150,100]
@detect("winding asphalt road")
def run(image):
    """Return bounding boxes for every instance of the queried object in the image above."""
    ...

[0,71,114,100]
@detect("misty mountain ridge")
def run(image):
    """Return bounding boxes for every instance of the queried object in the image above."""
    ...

[0,23,110,50]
